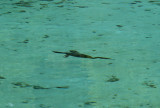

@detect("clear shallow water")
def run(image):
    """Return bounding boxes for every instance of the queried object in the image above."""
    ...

[0,0,160,108]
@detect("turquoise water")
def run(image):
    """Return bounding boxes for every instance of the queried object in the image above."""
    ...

[0,0,160,108]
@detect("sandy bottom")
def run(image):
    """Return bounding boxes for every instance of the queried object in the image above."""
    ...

[0,0,160,108]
